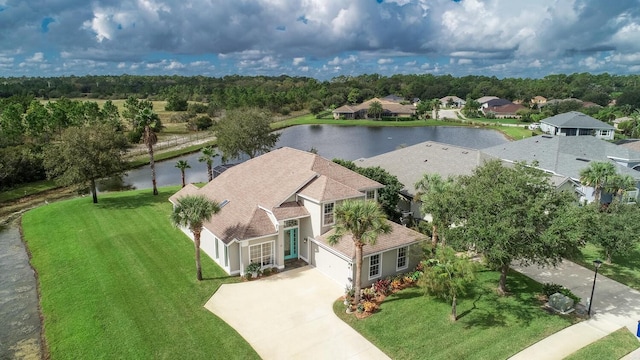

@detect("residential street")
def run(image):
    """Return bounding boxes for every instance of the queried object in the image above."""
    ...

[510,260,640,359]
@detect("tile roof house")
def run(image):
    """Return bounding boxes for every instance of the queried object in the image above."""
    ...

[482,103,526,118]
[481,135,640,204]
[332,97,416,120]
[539,111,615,140]
[170,147,425,287]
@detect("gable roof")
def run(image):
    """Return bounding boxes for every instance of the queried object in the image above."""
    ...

[169,147,383,244]
[485,103,526,115]
[355,141,482,196]
[481,135,640,181]
[541,111,615,130]
[332,97,416,116]
[315,220,425,259]
[485,98,512,107]
[476,96,499,104]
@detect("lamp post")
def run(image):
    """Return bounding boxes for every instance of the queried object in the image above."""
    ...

[587,259,603,317]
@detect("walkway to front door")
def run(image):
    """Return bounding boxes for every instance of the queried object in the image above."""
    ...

[205,266,390,359]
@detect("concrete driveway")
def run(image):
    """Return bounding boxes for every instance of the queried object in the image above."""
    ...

[205,266,390,360]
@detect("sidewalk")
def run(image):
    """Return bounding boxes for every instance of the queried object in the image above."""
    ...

[510,260,640,359]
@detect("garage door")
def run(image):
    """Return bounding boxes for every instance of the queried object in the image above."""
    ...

[309,239,352,288]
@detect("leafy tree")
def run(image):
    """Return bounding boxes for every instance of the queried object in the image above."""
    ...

[415,174,461,249]
[420,246,476,321]
[215,108,280,162]
[165,95,188,111]
[0,103,25,146]
[101,100,122,130]
[462,97,481,118]
[170,195,221,281]
[43,123,129,203]
[454,160,581,295]
[580,201,640,264]
[198,146,219,182]
[347,88,360,105]
[175,160,191,188]
[333,159,404,221]
[579,161,617,204]
[130,106,163,195]
[415,100,432,119]
[309,99,324,115]
[617,88,640,110]
[328,200,391,305]
[368,101,383,120]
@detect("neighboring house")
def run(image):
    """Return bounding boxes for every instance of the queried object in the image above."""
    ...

[332,97,416,119]
[482,98,513,109]
[539,111,615,140]
[613,116,632,129]
[531,96,547,105]
[440,96,466,108]
[481,135,640,204]
[355,141,485,220]
[483,103,526,118]
[169,147,424,288]
[476,96,499,105]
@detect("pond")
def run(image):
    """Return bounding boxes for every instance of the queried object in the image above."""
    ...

[113,125,508,190]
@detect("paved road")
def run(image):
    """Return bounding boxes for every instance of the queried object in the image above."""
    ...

[510,260,640,359]
[205,266,390,360]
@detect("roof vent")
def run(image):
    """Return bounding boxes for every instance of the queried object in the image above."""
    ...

[575,158,590,162]
[442,147,448,150]
[462,151,468,154]
[542,135,553,139]
[424,159,428,162]
[220,199,230,208]
[426,144,431,147]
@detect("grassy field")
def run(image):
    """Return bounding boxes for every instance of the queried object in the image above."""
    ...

[572,242,640,292]
[564,328,640,360]
[334,269,577,360]
[22,188,259,359]
[0,179,58,203]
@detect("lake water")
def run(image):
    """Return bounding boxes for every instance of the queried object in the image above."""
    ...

[119,125,507,190]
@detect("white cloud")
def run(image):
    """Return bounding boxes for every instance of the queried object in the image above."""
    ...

[328,55,358,66]
[293,57,305,66]
[377,58,393,65]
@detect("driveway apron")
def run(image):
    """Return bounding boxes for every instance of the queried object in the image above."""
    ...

[205,266,390,360]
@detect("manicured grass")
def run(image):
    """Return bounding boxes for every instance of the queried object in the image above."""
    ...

[572,242,640,291]
[564,328,640,360]
[334,270,576,360]
[0,179,59,203]
[22,188,259,359]
[492,125,535,140]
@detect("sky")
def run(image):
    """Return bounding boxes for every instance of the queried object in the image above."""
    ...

[1,0,640,80]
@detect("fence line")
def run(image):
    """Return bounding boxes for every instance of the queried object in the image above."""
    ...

[127,132,211,157]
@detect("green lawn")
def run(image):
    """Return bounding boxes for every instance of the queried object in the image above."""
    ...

[564,328,640,360]
[22,188,259,359]
[572,242,640,292]
[0,179,59,203]
[335,270,577,360]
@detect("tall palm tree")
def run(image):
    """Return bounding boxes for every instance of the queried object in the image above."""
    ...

[415,173,446,249]
[328,200,391,306]
[579,161,616,204]
[170,195,221,281]
[134,107,162,195]
[368,101,383,120]
[175,160,191,187]
[415,173,460,249]
[198,146,219,182]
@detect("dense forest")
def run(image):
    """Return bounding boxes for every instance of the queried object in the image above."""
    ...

[2,72,640,190]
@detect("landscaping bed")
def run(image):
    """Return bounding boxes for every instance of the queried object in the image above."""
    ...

[334,269,578,360]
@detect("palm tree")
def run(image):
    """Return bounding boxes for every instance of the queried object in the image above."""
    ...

[605,173,636,202]
[579,161,616,204]
[431,98,441,120]
[328,200,391,306]
[170,195,221,281]
[368,101,383,120]
[415,173,459,249]
[134,107,162,195]
[198,146,219,182]
[175,160,191,187]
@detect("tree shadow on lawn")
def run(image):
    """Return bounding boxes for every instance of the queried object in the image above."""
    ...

[382,288,424,304]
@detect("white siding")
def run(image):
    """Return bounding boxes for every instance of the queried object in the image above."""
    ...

[310,240,352,288]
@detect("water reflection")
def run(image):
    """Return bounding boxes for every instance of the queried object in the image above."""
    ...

[119,125,508,190]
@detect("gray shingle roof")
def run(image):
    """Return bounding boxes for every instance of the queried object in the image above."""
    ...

[541,111,615,130]
[355,141,482,196]
[481,135,640,180]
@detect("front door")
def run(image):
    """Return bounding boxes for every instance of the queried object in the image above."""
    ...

[284,228,298,260]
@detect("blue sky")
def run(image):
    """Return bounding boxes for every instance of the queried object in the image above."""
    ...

[1,0,640,80]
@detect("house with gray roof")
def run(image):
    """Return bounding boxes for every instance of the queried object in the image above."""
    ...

[481,135,640,203]
[356,141,482,220]
[539,111,615,140]
[332,97,416,120]
[440,96,466,108]
[170,147,424,288]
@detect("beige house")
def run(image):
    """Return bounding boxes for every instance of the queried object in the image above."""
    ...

[332,97,416,119]
[170,147,424,288]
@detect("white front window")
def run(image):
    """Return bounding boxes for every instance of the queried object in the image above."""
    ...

[249,241,274,268]
[369,254,381,280]
[396,246,408,270]
[365,190,376,201]
[323,202,335,226]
